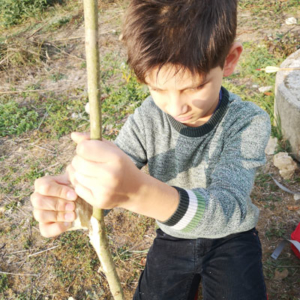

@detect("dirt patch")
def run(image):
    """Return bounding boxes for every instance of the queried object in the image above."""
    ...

[1,1,300,299]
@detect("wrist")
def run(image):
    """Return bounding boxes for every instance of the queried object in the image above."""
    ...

[119,171,180,222]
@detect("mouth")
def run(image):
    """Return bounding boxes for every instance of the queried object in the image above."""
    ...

[173,115,192,122]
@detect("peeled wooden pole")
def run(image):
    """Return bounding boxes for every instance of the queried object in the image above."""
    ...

[83,0,124,299]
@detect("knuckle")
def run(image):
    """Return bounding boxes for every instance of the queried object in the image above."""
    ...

[38,181,51,196]
[76,141,87,156]
[33,209,42,222]
[39,225,51,238]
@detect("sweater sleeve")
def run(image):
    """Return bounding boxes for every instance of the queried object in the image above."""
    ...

[114,105,148,169]
[159,109,271,234]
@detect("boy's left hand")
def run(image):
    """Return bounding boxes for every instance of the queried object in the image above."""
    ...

[68,132,141,210]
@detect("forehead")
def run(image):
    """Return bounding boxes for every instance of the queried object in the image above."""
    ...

[145,64,205,88]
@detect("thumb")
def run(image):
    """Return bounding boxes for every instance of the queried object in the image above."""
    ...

[71,132,90,144]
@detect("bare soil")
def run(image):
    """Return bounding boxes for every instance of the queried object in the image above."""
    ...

[0,1,300,299]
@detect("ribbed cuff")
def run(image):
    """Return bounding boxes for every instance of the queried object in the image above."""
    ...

[161,187,206,233]
[162,186,190,226]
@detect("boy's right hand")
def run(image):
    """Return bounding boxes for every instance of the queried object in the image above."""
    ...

[30,174,78,238]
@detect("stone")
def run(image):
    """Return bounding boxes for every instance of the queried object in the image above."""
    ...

[285,17,297,25]
[85,102,90,115]
[294,194,300,201]
[258,86,273,93]
[273,152,298,179]
[265,137,278,155]
[274,49,300,161]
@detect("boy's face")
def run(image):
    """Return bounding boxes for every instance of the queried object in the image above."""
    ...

[145,65,224,127]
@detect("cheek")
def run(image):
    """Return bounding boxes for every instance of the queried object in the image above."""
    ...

[150,93,166,110]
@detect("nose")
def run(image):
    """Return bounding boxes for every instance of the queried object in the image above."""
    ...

[166,93,188,117]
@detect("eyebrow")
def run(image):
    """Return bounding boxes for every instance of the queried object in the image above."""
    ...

[147,75,208,91]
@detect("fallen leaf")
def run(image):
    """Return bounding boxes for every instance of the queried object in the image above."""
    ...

[274,269,289,281]
[287,206,299,211]
[264,92,273,96]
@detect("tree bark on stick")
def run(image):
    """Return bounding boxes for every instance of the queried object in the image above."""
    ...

[82,0,124,299]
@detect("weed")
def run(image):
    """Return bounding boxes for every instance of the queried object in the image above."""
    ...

[0,0,64,28]
[49,72,67,82]
[0,101,39,137]
[4,201,18,212]
[239,0,300,15]
[48,16,71,31]
[265,222,286,240]
[0,275,8,293]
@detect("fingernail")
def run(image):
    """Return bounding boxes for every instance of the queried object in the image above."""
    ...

[67,191,76,200]
[65,203,74,211]
[64,222,71,228]
[65,213,74,221]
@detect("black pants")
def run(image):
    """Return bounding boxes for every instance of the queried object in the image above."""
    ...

[134,228,267,300]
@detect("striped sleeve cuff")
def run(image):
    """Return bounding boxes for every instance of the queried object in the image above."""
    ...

[162,186,206,233]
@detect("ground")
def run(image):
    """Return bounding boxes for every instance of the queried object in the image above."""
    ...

[0,1,300,299]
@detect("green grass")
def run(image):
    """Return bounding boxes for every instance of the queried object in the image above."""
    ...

[239,0,300,15]
[223,41,292,150]
[0,275,8,293]
[0,101,39,137]
[0,0,64,28]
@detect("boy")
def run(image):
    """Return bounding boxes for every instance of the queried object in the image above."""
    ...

[31,0,270,299]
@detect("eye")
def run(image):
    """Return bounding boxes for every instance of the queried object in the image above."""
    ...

[187,84,205,92]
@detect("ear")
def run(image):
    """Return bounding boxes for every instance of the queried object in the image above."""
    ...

[223,42,243,77]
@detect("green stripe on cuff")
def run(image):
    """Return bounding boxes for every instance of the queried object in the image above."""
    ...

[182,190,206,233]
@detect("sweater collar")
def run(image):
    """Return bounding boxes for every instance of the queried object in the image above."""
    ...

[167,87,230,137]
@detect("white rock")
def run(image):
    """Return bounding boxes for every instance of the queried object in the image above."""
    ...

[85,102,90,115]
[259,86,273,93]
[294,194,300,201]
[252,84,259,88]
[265,137,278,155]
[273,152,298,179]
[285,17,297,25]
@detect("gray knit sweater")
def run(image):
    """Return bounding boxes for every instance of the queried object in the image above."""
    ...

[115,87,271,239]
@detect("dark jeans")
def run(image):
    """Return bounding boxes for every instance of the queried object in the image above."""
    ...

[133,228,267,300]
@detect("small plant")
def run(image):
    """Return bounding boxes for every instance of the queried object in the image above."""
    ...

[0,275,8,293]
[0,101,39,137]
[0,0,64,27]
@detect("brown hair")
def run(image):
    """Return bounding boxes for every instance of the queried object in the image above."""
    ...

[122,0,238,83]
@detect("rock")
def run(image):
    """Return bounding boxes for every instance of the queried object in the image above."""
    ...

[285,17,297,25]
[85,102,90,115]
[274,269,289,281]
[294,194,300,201]
[265,137,278,155]
[258,86,273,93]
[252,84,259,89]
[275,49,300,161]
[273,152,298,179]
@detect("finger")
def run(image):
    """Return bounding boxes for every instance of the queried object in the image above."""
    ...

[39,222,71,238]
[72,155,106,178]
[71,132,90,144]
[51,173,72,186]
[66,164,78,187]
[74,182,97,207]
[74,172,103,190]
[34,209,76,223]
[31,193,75,212]
[34,176,77,201]
[76,139,120,163]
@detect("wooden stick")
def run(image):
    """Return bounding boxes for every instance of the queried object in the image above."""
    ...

[0,271,39,277]
[83,0,124,299]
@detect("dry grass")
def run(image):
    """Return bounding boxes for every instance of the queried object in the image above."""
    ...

[0,1,300,299]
